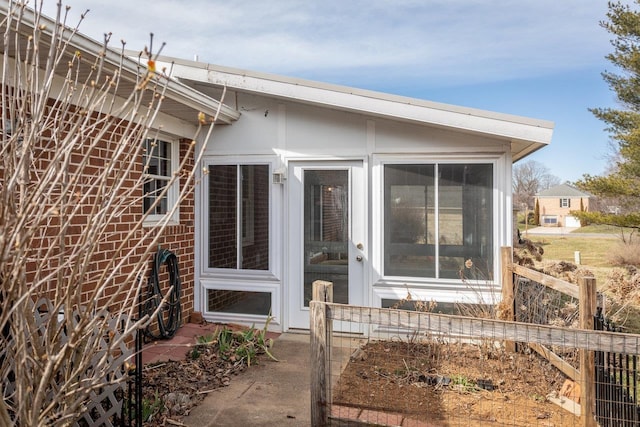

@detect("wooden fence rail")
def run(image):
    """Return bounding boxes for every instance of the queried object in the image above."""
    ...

[310,299,640,426]
[310,248,635,426]
[503,246,598,426]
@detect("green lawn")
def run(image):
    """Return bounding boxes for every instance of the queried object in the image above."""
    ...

[523,234,618,269]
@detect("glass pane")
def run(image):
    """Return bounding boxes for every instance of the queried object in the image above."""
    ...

[160,158,170,176]
[143,178,168,215]
[159,140,170,158]
[384,165,436,277]
[207,289,271,315]
[438,164,493,280]
[241,165,269,270]
[209,165,238,268]
[303,169,349,306]
[144,139,171,178]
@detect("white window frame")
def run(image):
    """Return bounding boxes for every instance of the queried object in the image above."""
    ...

[142,137,180,226]
[197,155,282,326]
[201,156,280,281]
[371,154,503,304]
[560,198,570,208]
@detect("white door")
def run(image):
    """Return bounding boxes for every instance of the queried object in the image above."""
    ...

[288,161,366,330]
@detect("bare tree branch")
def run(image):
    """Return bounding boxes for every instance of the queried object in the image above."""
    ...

[0,3,224,425]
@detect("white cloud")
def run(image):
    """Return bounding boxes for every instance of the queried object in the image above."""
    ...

[43,0,614,87]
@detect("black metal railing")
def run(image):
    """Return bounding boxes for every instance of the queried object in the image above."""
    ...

[594,307,640,427]
[120,326,143,427]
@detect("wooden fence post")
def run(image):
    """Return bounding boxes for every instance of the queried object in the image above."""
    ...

[579,276,597,427]
[501,246,516,352]
[310,280,333,427]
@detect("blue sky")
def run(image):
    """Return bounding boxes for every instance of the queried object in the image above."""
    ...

[43,0,628,183]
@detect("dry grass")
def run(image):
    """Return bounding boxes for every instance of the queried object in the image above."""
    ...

[523,234,640,332]
[607,241,640,266]
[524,235,618,285]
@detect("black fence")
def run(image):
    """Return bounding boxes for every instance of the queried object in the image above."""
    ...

[594,307,640,427]
[119,327,143,427]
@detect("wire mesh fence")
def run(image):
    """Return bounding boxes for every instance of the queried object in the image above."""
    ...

[514,275,581,378]
[310,286,640,426]
[510,262,640,426]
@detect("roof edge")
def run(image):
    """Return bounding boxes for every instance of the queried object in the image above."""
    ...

[0,4,240,124]
[157,55,554,145]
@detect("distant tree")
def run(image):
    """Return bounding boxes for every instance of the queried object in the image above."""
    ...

[512,160,560,210]
[533,199,540,226]
[575,1,640,236]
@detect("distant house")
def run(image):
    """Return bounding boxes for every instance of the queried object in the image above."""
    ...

[535,184,594,227]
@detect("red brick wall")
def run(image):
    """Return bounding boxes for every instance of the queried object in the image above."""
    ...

[11,108,196,323]
[88,135,196,320]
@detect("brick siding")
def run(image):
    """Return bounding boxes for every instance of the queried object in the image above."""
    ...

[14,108,196,322]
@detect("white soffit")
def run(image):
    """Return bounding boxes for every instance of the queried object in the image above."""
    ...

[158,57,554,157]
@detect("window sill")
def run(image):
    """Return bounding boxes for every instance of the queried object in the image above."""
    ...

[142,217,181,228]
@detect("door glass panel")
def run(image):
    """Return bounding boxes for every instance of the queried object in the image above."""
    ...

[303,170,349,306]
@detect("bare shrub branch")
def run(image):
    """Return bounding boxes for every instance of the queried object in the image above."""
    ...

[0,3,223,425]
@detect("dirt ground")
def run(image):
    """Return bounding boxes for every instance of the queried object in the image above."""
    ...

[334,340,580,426]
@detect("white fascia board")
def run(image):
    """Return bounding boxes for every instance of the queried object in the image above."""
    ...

[0,54,198,138]
[161,60,554,148]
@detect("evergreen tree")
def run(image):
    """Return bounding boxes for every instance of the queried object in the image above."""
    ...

[579,198,588,226]
[576,1,640,230]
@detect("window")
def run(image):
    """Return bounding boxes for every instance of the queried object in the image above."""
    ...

[384,163,493,280]
[207,289,271,315]
[543,216,558,224]
[560,198,570,208]
[143,138,178,221]
[208,164,270,270]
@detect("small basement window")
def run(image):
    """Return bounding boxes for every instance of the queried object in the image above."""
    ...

[206,289,271,315]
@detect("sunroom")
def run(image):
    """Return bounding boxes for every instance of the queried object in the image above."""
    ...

[159,57,554,332]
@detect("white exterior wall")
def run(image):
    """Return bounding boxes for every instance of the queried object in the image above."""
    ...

[197,91,514,331]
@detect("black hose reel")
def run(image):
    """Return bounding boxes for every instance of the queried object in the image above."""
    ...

[143,248,182,340]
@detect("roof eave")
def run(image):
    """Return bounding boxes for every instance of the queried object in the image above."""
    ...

[0,4,240,125]
[158,57,554,154]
